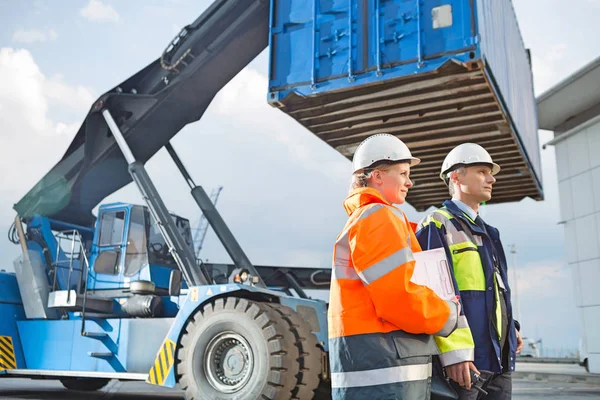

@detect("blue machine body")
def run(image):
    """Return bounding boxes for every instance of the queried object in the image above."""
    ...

[0,272,26,371]
[0,201,329,385]
[0,272,327,382]
[87,203,192,292]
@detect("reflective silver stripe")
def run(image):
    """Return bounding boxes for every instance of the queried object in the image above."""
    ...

[334,203,386,261]
[387,206,405,222]
[332,204,387,282]
[333,232,355,280]
[457,315,469,329]
[435,300,459,337]
[425,209,473,246]
[357,203,386,221]
[331,362,432,388]
[358,247,414,285]
[387,206,412,248]
[333,228,356,281]
[332,264,360,280]
[438,348,475,367]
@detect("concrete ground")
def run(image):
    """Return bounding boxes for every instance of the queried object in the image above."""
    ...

[0,363,599,399]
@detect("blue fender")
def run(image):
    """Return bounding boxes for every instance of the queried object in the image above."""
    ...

[145,283,328,387]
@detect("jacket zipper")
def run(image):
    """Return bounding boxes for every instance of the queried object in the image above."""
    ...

[452,247,478,255]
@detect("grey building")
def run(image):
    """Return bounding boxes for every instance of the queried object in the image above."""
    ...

[537,56,600,374]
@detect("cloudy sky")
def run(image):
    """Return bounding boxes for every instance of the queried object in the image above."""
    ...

[1,0,599,354]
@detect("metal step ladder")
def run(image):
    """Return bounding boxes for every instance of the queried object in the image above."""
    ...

[46,229,114,314]
[80,319,124,372]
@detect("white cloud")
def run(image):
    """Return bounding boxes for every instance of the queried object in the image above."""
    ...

[44,73,96,111]
[531,43,569,94]
[0,48,93,224]
[509,259,567,295]
[144,5,174,17]
[212,68,350,182]
[508,259,580,350]
[587,0,600,7]
[33,0,49,14]
[80,0,120,23]
[544,43,567,63]
[12,29,58,44]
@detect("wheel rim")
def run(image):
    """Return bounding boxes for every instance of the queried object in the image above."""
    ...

[204,331,254,393]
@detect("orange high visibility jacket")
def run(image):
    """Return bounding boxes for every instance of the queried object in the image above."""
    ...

[328,188,458,399]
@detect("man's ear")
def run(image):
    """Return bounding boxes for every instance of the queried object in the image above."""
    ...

[449,170,459,185]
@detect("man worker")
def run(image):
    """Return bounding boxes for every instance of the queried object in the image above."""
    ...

[416,143,524,399]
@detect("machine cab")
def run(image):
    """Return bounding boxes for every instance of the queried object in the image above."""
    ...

[87,203,193,294]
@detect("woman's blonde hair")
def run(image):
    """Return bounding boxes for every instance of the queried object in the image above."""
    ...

[349,161,398,192]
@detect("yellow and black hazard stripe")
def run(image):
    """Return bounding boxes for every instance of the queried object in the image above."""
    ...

[0,336,16,371]
[147,338,176,386]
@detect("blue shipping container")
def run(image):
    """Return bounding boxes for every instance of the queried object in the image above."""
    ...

[268,0,542,210]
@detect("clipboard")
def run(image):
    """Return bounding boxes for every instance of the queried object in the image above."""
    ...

[410,247,456,300]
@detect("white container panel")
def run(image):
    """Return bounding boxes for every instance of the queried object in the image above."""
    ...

[568,129,591,177]
[571,171,595,218]
[559,179,574,221]
[582,306,600,353]
[597,212,600,258]
[575,216,599,262]
[588,121,600,169]
[577,259,600,307]
[593,167,600,212]
[555,140,571,181]
[564,219,579,264]
[571,262,583,307]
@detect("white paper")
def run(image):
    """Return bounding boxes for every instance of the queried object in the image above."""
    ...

[410,248,456,300]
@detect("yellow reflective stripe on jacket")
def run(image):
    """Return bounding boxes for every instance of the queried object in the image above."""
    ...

[420,214,443,229]
[421,207,505,357]
[494,274,502,339]
[434,327,475,366]
[435,208,453,221]
[449,242,486,291]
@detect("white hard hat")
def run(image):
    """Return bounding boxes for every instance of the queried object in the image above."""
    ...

[352,133,420,173]
[440,143,500,182]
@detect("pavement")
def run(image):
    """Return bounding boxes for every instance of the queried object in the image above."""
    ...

[513,379,600,399]
[0,362,598,399]
[513,361,600,386]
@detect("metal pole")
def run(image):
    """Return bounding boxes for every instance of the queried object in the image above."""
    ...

[14,216,31,265]
[164,142,266,288]
[102,110,136,164]
[510,244,521,325]
[101,109,208,287]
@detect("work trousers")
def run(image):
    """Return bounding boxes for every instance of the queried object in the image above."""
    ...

[450,371,512,399]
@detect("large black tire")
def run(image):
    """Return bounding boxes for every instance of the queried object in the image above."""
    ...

[313,379,333,400]
[59,378,111,391]
[176,297,300,400]
[266,303,323,400]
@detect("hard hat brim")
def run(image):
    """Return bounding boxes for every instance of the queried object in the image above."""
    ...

[407,157,421,167]
[439,161,501,183]
[355,157,421,173]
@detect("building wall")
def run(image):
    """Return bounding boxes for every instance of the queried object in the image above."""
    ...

[554,116,600,373]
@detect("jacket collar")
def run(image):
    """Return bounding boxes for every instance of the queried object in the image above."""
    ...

[343,187,391,217]
[442,199,487,235]
[451,199,478,221]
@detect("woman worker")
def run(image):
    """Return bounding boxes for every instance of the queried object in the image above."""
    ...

[327,133,459,399]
